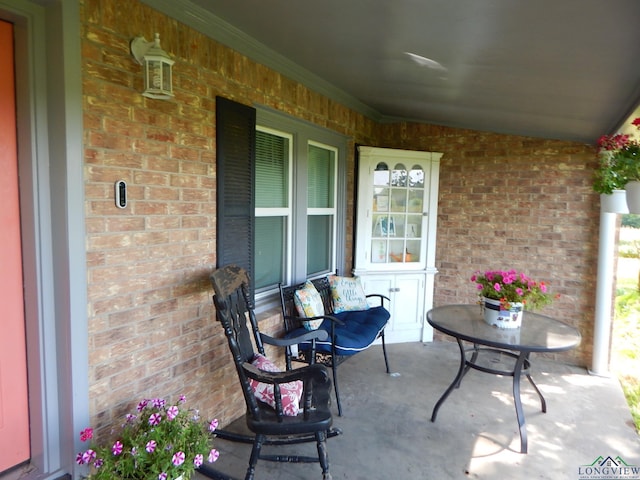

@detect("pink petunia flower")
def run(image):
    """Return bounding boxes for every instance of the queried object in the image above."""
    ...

[146,440,157,453]
[80,427,93,442]
[208,449,220,463]
[158,473,167,480]
[172,451,186,466]
[82,449,96,464]
[167,405,179,420]
[75,452,85,465]
[112,441,123,455]
[179,394,187,403]
[194,453,204,467]
[209,419,219,432]
[137,399,149,411]
[149,413,162,426]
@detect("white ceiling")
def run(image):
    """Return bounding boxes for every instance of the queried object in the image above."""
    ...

[161,0,640,144]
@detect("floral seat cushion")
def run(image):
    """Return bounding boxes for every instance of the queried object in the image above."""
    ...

[249,353,303,416]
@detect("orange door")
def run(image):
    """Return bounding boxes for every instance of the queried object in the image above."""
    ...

[0,19,31,473]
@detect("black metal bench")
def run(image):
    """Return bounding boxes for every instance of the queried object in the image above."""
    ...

[279,275,391,416]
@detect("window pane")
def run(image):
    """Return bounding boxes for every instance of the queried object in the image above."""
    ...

[409,165,424,187]
[255,217,285,290]
[307,215,332,276]
[391,163,407,187]
[374,162,390,186]
[256,130,288,208]
[308,144,334,208]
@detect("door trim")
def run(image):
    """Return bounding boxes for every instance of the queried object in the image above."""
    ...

[0,1,87,478]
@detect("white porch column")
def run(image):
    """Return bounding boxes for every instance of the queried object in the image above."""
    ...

[591,196,626,375]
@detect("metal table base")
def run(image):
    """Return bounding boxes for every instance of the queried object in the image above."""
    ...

[430,339,546,454]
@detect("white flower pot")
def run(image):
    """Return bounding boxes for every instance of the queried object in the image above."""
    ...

[601,190,629,214]
[625,181,640,214]
[482,297,523,329]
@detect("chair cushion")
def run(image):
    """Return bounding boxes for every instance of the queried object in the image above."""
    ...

[329,275,370,313]
[286,306,390,356]
[293,281,324,331]
[249,354,303,416]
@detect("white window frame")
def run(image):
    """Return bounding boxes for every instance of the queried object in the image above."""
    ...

[254,108,347,303]
[306,140,338,276]
[255,126,294,291]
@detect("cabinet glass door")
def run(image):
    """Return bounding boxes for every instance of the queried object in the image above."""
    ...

[370,162,424,265]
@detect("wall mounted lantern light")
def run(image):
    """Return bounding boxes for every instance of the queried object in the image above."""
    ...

[130,33,174,99]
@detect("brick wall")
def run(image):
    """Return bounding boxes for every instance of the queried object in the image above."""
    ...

[82,0,598,432]
[377,124,599,364]
[81,0,379,430]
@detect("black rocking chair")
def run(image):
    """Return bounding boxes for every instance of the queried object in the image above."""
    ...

[209,265,342,480]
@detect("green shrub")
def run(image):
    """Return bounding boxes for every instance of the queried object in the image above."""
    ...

[622,215,640,229]
[620,378,640,432]
[614,285,640,432]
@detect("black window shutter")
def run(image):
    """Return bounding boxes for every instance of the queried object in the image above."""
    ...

[215,96,256,296]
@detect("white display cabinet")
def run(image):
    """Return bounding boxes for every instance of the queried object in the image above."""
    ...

[353,146,442,343]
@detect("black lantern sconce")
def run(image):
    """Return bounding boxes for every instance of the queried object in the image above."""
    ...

[130,33,174,99]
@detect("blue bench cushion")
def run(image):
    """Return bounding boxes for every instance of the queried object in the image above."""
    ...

[286,306,390,356]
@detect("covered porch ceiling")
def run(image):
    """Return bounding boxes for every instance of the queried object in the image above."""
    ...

[174,0,640,144]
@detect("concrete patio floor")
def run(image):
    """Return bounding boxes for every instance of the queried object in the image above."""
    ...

[198,341,640,480]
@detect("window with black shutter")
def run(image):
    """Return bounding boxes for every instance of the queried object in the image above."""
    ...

[215,97,256,295]
[215,97,347,302]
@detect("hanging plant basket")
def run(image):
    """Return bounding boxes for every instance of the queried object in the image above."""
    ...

[625,181,640,214]
[601,190,629,214]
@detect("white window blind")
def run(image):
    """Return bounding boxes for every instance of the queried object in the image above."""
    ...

[255,128,291,291]
[307,143,337,276]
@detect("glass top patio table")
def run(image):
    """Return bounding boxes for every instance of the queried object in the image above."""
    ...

[427,304,581,454]
[427,304,581,353]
